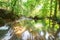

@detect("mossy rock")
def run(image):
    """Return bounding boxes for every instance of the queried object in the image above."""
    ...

[0,18,5,27]
[0,9,20,21]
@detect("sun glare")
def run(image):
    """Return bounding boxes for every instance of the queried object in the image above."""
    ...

[34,23,43,28]
[31,4,43,17]
[35,4,43,11]
[22,0,27,3]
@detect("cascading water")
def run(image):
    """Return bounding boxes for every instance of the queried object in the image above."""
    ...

[0,17,59,40]
[2,28,13,40]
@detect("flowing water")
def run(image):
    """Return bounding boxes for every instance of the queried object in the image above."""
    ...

[0,17,60,40]
[0,25,60,40]
[0,25,54,40]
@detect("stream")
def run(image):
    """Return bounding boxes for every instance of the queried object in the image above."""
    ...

[0,17,60,40]
[0,24,60,40]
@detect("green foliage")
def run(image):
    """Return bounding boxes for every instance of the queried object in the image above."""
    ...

[0,0,59,37]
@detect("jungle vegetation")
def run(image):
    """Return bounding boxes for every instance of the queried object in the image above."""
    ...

[0,0,60,40]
